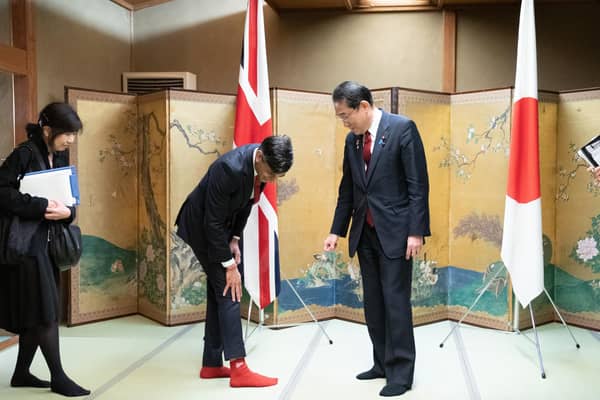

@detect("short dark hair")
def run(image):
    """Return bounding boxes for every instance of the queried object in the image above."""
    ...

[26,102,83,141]
[260,135,293,174]
[332,81,373,109]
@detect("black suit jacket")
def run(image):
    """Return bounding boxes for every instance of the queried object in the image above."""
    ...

[330,110,431,259]
[176,144,260,263]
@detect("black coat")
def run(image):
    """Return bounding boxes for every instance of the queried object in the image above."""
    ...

[0,134,74,333]
[175,144,259,263]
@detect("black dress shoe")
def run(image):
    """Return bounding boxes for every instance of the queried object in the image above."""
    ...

[356,368,385,380]
[379,383,411,397]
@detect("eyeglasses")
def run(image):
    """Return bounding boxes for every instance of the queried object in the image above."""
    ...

[336,107,358,121]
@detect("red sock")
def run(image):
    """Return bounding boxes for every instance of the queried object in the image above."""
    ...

[229,358,278,388]
[199,366,231,379]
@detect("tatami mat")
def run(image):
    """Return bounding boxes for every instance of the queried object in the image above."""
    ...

[0,316,598,399]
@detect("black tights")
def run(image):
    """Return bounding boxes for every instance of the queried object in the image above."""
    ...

[11,322,90,397]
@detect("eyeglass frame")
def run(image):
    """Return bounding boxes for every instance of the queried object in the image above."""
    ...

[335,107,358,122]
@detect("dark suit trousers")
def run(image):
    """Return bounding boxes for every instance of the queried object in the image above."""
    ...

[194,250,246,366]
[357,225,415,387]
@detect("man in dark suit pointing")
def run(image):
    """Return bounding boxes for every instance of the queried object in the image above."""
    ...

[176,135,293,388]
[324,81,430,397]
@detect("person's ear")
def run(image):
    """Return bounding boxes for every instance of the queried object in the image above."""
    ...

[42,126,51,138]
[256,149,265,164]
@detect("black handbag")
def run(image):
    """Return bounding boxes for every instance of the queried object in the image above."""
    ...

[0,214,39,264]
[48,222,82,271]
[1,142,80,267]
[0,140,45,265]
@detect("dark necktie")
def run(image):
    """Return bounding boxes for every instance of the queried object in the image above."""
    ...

[363,130,372,169]
[363,131,374,227]
[253,176,261,204]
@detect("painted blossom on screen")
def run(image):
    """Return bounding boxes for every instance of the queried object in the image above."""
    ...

[576,237,599,262]
[556,142,600,201]
[170,119,224,157]
[434,106,510,182]
[570,215,600,273]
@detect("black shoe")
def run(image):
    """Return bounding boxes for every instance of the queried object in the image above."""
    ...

[50,376,91,397]
[10,373,51,388]
[356,368,385,380]
[379,383,411,397]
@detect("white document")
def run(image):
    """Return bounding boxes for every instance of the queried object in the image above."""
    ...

[20,166,80,206]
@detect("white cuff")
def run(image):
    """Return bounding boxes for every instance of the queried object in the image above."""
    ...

[222,258,235,268]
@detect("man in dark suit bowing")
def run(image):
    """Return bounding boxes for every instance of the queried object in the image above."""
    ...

[176,135,293,388]
[324,81,430,397]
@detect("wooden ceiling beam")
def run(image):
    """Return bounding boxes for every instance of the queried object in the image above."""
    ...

[442,10,456,93]
[110,0,134,11]
[110,0,175,11]
[357,0,435,6]
[130,0,175,11]
[0,44,27,75]
[266,0,594,12]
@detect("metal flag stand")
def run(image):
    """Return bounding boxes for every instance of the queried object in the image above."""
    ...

[438,263,580,379]
[244,279,333,345]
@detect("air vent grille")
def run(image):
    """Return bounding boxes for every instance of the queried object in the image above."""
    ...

[122,72,197,94]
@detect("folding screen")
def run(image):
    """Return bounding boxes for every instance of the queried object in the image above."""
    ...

[67,89,139,325]
[555,89,600,330]
[444,89,559,330]
[138,90,238,325]
[67,88,236,326]
[65,86,600,332]
[136,91,169,323]
[259,89,337,325]
[446,89,514,330]
[168,90,235,325]
[396,89,451,326]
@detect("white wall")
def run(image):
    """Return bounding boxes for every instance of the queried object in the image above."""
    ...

[456,3,600,92]
[133,0,443,94]
[35,0,132,109]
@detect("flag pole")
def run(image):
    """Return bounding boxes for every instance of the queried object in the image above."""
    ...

[513,292,520,331]
[438,262,580,379]
[542,288,580,348]
[244,288,334,345]
[438,264,506,348]
[529,305,546,379]
[440,0,581,380]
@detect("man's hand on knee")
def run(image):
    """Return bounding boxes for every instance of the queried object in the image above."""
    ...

[223,264,242,302]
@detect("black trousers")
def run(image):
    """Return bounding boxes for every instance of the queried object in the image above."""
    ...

[357,225,415,387]
[194,250,246,366]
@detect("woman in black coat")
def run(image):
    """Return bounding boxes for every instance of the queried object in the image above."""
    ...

[0,103,89,397]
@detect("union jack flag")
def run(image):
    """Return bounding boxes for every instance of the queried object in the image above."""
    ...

[234,0,280,309]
